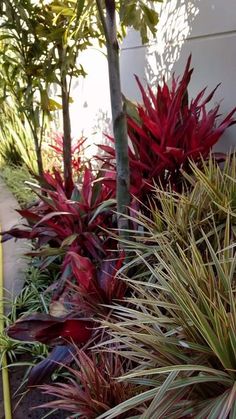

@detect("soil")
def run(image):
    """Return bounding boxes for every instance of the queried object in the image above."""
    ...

[0,361,68,419]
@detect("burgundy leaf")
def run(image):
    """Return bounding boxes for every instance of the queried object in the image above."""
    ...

[68,252,96,291]
[7,313,93,345]
[28,345,76,386]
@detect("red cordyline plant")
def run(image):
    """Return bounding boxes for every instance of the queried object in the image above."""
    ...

[48,133,86,173]
[101,56,236,198]
[2,167,115,258]
[2,167,125,305]
[5,166,126,384]
[36,350,138,418]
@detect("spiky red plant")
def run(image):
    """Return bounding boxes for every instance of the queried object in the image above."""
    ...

[2,168,115,257]
[101,56,236,197]
[3,167,126,384]
[36,350,138,418]
[49,133,86,172]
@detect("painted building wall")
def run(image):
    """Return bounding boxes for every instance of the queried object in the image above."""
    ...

[121,0,236,152]
[70,0,236,153]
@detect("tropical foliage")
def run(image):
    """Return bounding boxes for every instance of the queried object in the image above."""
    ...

[36,154,236,418]
[1,12,236,413]
[101,57,236,200]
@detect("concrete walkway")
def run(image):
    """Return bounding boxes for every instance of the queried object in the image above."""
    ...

[0,178,27,305]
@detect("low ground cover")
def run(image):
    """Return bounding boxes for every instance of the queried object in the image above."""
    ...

[0,164,36,208]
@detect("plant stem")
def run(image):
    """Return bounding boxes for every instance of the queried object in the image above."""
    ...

[97,0,130,234]
[61,75,73,195]
[58,45,73,197]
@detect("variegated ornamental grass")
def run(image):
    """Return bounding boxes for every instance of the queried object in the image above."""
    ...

[95,156,236,418]
[97,230,236,417]
[35,155,236,418]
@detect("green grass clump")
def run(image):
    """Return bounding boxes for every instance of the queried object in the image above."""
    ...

[0,164,37,207]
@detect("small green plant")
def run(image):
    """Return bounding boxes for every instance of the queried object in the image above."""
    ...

[0,328,48,366]
[0,266,51,368]
[9,267,52,321]
[0,164,36,207]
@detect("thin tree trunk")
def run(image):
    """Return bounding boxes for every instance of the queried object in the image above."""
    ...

[31,125,44,179]
[35,141,44,178]
[25,88,44,179]
[61,74,73,196]
[98,0,130,233]
[58,44,73,196]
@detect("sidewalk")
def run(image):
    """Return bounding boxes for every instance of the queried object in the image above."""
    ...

[0,177,27,304]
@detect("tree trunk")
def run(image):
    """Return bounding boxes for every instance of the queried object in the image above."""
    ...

[104,0,130,232]
[32,130,44,179]
[58,44,73,197]
[35,142,44,178]
[61,74,73,197]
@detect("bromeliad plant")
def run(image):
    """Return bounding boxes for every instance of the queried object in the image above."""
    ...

[101,56,236,199]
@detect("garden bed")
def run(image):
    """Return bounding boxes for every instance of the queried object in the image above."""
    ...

[0,27,236,415]
[1,358,67,419]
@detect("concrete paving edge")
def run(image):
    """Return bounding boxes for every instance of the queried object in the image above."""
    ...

[0,177,28,303]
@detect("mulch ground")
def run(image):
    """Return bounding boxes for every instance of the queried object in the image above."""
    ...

[0,361,67,419]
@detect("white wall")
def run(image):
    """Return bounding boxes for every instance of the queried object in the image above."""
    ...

[69,47,111,155]
[70,0,236,153]
[120,0,236,151]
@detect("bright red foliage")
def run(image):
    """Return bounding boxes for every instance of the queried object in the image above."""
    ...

[4,57,236,390]
[101,56,236,197]
[3,168,114,258]
[49,133,86,172]
[7,313,93,345]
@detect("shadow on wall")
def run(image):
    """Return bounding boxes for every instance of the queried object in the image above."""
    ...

[92,109,112,137]
[146,0,201,84]
[120,30,146,101]
[91,108,113,159]
[145,0,236,151]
